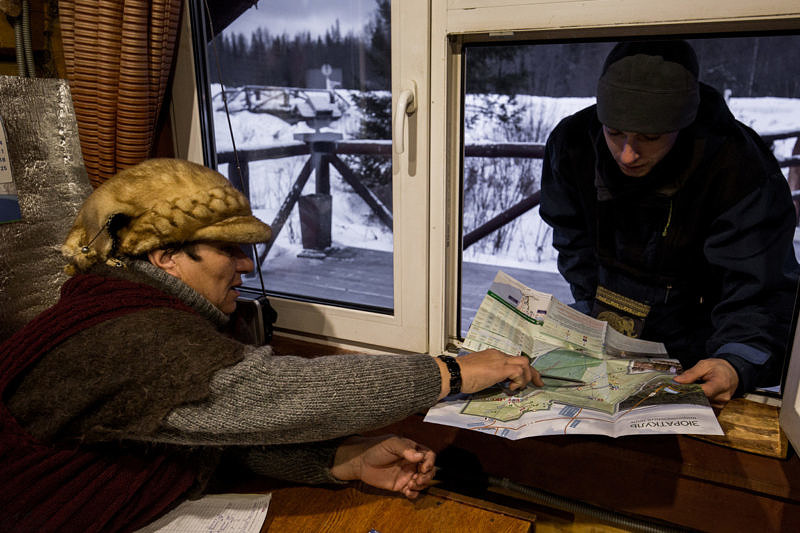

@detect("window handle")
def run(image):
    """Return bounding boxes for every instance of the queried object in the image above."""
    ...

[394,80,417,155]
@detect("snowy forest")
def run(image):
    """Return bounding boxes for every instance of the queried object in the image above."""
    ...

[212,0,390,92]
[209,2,800,279]
[213,2,800,99]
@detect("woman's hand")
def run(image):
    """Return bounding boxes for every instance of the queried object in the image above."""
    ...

[330,435,437,499]
[436,349,543,399]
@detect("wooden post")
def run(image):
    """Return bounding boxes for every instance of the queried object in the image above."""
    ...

[259,157,314,263]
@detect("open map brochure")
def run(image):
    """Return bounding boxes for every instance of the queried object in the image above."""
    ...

[424,271,723,438]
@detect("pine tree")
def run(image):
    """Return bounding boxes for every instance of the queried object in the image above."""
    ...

[346,0,392,204]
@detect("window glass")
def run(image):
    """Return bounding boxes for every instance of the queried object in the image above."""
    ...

[459,34,800,351]
[204,0,394,312]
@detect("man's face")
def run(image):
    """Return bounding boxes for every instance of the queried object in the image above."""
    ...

[167,241,254,314]
[602,126,680,177]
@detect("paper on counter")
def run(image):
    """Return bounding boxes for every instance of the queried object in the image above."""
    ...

[136,493,271,533]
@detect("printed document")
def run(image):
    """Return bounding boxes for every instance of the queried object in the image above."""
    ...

[135,493,271,533]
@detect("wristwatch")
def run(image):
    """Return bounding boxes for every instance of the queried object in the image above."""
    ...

[437,354,462,395]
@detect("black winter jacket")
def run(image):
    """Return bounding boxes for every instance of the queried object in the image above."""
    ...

[540,83,798,394]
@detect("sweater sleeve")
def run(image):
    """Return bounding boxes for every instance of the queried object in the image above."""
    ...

[226,440,348,485]
[145,345,441,446]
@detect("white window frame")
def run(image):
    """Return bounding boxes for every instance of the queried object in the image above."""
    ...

[427,0,800,355]
[170,0,431,353]
[171,0,800,354]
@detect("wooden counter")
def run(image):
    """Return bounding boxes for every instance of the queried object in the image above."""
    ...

[269,336,800,531]
[371,414,800,532]
[260,484,534,532]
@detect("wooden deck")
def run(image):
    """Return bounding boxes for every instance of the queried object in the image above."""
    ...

[253,246,573,335]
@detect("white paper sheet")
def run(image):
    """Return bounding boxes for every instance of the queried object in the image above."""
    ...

[135,493,271,533]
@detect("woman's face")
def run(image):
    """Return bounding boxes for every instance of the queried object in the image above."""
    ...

[159,241,254,313]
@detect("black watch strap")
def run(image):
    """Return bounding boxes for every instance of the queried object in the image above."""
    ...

[438,354,462,395]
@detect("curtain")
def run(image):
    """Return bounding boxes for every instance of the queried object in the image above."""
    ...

[59,0,183,188]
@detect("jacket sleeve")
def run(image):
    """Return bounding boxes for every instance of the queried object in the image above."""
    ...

[540,122,598,313]
[704,173,799,393]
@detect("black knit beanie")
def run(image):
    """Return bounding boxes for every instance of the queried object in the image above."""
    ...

[596,40,700,134]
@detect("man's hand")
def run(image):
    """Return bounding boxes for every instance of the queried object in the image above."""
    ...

[330,435,436,499]
[672,358,739,408]
[436,349,544,399]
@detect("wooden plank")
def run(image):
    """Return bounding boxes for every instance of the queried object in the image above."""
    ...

[689,398,789,458]
[259,245,572,331]
[261,485,533,532]
[260,247,395,309]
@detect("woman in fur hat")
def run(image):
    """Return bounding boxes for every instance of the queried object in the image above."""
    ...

[540,40,799,408]
[1,158,542,532]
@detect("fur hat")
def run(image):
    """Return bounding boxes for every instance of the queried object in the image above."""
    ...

[596,40,700,134]
[62,158,271,273]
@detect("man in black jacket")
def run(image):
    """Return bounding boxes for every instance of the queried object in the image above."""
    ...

[540,40,799,407]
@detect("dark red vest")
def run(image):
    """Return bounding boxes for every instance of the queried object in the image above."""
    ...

[0,274,200,532]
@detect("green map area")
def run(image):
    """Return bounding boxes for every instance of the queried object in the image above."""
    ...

[534,348,602,381]
[461,348,705,421]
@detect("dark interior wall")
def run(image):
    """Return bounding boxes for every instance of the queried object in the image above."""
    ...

[0,0,65,78]
[0,1,176,159]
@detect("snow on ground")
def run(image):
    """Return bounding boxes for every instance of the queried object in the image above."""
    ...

[213,87,800,273]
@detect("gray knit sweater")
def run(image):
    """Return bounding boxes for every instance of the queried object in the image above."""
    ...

[10,261,442,485]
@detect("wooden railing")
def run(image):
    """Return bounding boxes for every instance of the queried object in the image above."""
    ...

[219,138,394,264]
[218,129,800,258]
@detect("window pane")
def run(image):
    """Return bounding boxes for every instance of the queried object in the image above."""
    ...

[460,35,800,350]
[206,0,394,311]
